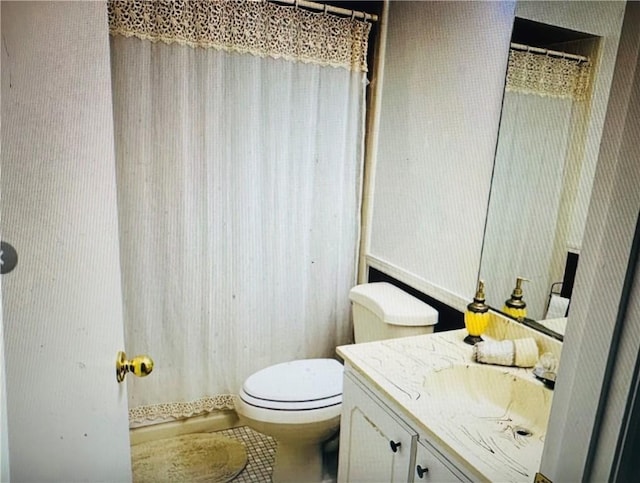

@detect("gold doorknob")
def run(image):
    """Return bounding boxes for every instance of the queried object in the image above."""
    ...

[116,351,154,383]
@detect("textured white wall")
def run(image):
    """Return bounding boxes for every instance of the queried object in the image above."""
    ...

[1,2,131,480]
[367,1,516,308]
[541,2,640,478]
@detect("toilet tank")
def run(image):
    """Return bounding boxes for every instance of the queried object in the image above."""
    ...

[349,282,439,343]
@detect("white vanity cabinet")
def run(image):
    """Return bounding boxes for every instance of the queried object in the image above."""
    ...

[414,441,461,482]
[338,369,469,483]
[338,371,417,482]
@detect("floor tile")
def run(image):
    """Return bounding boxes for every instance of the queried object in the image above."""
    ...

[215,426,276,482]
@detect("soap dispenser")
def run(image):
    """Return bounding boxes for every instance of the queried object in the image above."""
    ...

[503,277,529,320]
[464,280,490,345]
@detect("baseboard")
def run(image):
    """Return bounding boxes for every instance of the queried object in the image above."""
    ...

[129,409,241,445]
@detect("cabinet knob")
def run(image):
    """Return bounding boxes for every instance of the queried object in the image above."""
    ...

[416,465,429,478]
[389,440,402,453]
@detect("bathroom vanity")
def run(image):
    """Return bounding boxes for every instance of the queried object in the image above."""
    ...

[337,327,557,482]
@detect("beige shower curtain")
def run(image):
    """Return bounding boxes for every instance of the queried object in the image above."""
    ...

[108,0,371,425]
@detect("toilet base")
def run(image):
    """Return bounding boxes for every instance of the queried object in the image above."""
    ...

[272,440,323,483]
[236,409,340,483]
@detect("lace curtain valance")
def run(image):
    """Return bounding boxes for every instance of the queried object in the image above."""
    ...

[107,0,372,72]
[506,49,592,101]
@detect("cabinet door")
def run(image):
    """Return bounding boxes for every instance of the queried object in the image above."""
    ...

[338,373,417,483]
[413,441,462,482]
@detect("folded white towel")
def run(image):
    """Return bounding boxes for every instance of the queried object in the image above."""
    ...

[473,338,539,368]
[514,338,539,367]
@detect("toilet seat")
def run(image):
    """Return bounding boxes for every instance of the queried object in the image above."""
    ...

[239,358,343,411]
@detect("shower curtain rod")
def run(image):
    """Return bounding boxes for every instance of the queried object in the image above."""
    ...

[270,0,379,22]
[510,42,588,62]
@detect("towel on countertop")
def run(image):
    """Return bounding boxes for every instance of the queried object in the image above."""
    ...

[473,338,539,368]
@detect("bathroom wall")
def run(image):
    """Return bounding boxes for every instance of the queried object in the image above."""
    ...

[1,2,131,480]
[541,1,640,478]
[365,1,516,310]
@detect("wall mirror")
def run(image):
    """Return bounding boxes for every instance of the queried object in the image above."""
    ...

[479,18,601,340]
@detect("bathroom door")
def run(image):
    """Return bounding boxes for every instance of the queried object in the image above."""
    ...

[1,2,132,481]
[1,282,9,482]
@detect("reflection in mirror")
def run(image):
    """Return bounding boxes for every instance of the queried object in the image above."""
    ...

[480,19,600,339]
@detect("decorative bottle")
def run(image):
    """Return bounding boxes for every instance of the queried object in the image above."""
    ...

[503,277,529,320]
[464,280,489,345]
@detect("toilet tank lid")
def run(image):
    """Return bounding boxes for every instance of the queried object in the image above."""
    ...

[349,282,438,326]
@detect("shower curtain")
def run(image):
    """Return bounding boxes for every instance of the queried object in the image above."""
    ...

[108,0,371,424]
[482,90,574,320]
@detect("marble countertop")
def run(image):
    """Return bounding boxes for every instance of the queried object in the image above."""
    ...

[337,329,555,482]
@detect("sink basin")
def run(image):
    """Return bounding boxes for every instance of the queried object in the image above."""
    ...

[422,364,553,437]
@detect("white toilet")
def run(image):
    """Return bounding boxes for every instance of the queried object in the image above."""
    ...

[235,282,439,482]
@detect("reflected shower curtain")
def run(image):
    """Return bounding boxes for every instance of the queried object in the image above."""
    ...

[481,48,591,320]
[481,91,574,320]
[108,0,370,423]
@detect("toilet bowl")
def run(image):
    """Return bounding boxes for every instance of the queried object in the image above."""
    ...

[236,358,343,482]
[236,282,438,482]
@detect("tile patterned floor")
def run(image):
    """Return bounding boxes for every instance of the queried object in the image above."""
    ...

[215,426,277,482]
[214,425,338,482]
